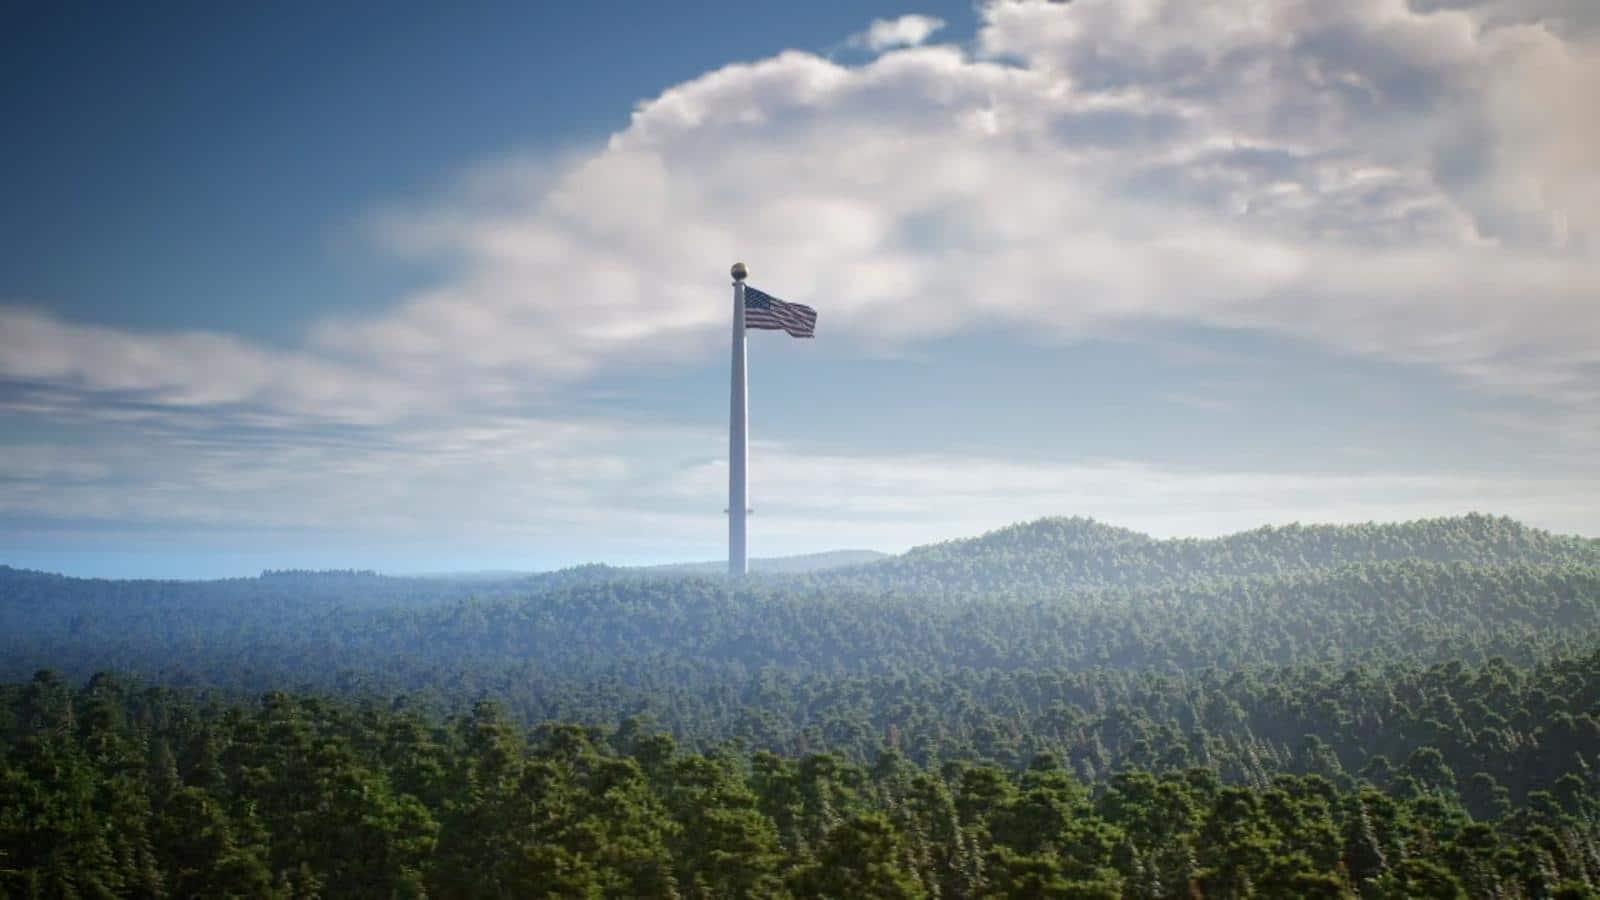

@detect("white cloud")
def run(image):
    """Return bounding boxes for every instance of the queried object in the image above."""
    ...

[850,14,948,52]
[338,0,1596,435]
[5,1,1596,430]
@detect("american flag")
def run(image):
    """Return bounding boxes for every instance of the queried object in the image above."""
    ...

[744,286,817,338]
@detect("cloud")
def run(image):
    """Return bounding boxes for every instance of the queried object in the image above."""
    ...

[340,0,1596,434]
[1409,0,1600,37]
[849,14,948,52]
[0,306,430,424]
[5,1,1597,433]
[3,415,1596,569]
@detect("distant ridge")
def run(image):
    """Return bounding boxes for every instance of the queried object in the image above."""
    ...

[4,514,1595,588]
[813,512,1600,595]
[6,511,1600,742]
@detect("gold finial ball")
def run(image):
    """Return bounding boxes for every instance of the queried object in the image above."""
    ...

[730,262,748,281]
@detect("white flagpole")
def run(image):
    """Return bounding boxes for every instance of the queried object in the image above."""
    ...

[729,262,749,577]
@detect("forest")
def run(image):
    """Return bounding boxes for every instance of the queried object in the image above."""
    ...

[4,513,1600,897]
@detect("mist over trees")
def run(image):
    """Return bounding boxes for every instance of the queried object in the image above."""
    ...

[4,512,1600,896]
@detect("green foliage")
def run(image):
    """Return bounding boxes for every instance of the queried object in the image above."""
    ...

[2,675,1598,898]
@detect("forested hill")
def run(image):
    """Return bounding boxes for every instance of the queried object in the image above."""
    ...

[4,517,1597,691]
[3,515,1597,740]
[3,513,1589,607]
[812,513,1600,595]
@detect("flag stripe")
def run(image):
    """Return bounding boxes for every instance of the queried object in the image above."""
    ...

[743,286,817,338]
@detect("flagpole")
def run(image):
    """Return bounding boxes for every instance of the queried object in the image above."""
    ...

[729,262,749,577]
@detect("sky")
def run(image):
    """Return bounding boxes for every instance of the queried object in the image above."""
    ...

[2,0,1597,578]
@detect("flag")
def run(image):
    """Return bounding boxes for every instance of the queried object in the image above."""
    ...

[744,286,817,338]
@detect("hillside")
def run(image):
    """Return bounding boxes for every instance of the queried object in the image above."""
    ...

[814,513,1600,594]
[4,514,1598,751]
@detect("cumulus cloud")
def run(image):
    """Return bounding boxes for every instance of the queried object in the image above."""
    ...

[329,0,1595,425]
[849,14,947,52]
[5,0,1597,428]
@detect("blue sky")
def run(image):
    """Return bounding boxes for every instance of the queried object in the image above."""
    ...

[3,0,1597,577]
